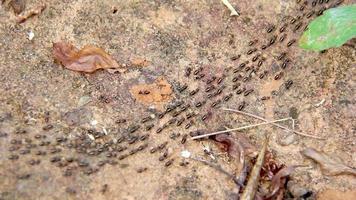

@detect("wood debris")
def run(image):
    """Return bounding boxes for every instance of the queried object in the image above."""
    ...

[221,0,239,16]
[240,136,269,200]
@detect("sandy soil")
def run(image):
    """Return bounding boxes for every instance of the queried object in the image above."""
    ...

[0,0,355,199]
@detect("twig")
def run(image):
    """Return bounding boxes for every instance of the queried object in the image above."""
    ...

[221,107,324,140]
[240,136,269,200]
[190,157,243,186]
[221,0,239,16]
[191,118,290,140]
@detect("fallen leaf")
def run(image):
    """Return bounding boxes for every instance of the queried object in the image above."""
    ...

[130,77,173,110]
[301,148,356,176]
[265,165,304,199]
[299,5,356,51]
[53,42,124,73]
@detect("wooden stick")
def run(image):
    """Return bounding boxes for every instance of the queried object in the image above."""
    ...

[240,136,269,200]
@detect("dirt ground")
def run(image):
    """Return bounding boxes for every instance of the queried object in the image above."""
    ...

[0,0,355,200]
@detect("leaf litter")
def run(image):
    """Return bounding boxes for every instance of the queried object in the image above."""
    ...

[53,42,125,73]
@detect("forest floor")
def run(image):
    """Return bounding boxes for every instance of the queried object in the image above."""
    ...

[0,0,355,199]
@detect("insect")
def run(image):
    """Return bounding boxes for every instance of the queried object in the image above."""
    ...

[306,11,314,18]
[279,34,286,43]
[285,80,293,89]
[244,89,254,96]
[312,0,317,6]
[294,22,302,31]
[266,25,275,33]
[186,112,195,119]
[232,83,241,90]
[217,77,224,84]
[181,134,188,144]
[189,88,199,96]
[281,59,290,69]
[185,67,192,77]
[118,154,128,160]
[239,63,246,68]
[8,154,19,160]
[290,18,296,24]
[261,96,270,101]
[223,94,233,102]
[317,8,325,16]
[236,88,245,94]
[205,85,215,92]
[157,112,165,119]
[145,124,154,131]
[195,74,205,80]
[231,55,240,61]
[299,5,305,11]
[274,72,284,80]
[248,40,256,46]
[238,102,246,111]
[211,100,221,108]
[279,24,287,33]
[137,167,148,173]
[165,159,174,167]
[195,67,203,75]
[185,121,193,129]
[252,54,260,62]
[277,52,287,61]
[156,127,163,134]
[247,48,257,55]
[287,39,296,47]
[232,76,239,82]
[129,125,140,133]
[195,102,203,108]
[269,36,277,45]
[261,44,268,50]
[201,112,211,121]
[178,84,188,93]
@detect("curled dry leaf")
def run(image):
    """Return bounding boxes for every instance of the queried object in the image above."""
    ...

[53,42,124,73]
[130,77,173,110]
[16,4,46,23]
[265,165,304,199]
[301,148,356,176]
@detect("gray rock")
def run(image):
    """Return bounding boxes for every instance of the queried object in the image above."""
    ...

[279,132,298,146]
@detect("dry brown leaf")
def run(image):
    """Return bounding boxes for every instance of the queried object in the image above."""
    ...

[265,165,303,199]
[130,77,173,110]
[53,42,124,73]
[301,148,356,176]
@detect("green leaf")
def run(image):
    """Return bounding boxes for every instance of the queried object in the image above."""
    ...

[299,4,356,51]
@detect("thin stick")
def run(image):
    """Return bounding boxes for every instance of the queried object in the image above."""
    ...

[240,136,269,200]
[221,0,239,16]
[222,107,324,140]
[191,118,290,140]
